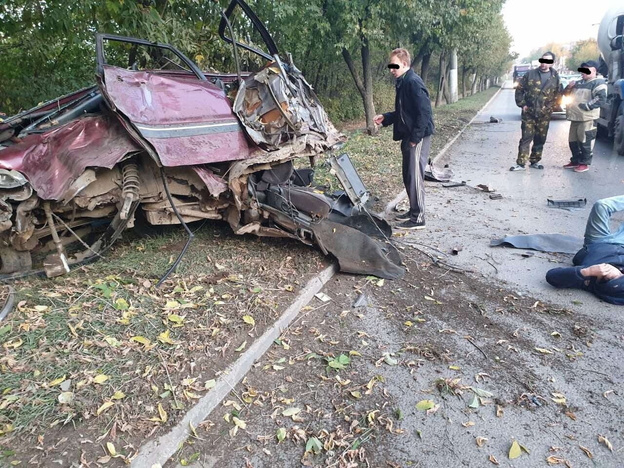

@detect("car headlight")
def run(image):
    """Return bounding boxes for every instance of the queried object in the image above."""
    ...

[562,95,572,106]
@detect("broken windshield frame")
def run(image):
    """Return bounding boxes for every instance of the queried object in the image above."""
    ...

[95,34,207,81]
[218,0,278,62]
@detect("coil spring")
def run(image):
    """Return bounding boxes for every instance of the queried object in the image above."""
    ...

[121,162,140,201]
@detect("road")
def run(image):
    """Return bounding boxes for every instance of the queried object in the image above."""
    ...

[430,81,624,321]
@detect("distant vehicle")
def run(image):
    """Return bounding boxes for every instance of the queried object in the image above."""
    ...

[596,5,624,155]
[552,74,582,117]
[512,64,531,87]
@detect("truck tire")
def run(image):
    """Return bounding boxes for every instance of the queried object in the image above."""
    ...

[616,111,624,156]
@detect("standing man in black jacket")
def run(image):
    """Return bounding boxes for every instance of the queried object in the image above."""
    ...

[374,48,435,230]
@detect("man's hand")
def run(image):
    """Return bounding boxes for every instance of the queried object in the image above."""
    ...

[566,81,575,89]
[580,263,623,281]
[373,114,384,125]
[522,105,528,112]
[578,102,591,111]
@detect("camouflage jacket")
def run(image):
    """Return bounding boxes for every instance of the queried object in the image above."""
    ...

[515,68,561,117]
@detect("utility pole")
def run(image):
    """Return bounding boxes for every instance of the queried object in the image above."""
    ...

[449,49,458,102]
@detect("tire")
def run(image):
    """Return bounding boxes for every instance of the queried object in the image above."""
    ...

[615,112,624,156]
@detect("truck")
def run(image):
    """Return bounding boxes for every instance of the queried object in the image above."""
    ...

[512,63,531,87]
[597,4,624,155]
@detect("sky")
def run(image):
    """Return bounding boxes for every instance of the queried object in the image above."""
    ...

[502,0,619,58]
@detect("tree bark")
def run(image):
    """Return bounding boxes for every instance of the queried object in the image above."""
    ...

[471,73,479,95]
[341,43,376,135]
[435,52,446,107]
[421,53,431,83]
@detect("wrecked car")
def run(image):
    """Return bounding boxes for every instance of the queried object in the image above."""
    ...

[0,0,403,282]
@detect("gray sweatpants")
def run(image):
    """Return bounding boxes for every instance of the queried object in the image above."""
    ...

[401,136,432,223]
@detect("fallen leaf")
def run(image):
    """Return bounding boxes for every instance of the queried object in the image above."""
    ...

[535,347,554,354]
[462,421,475,427]
[276,427,286,442]
[242,315,255,326]
[306,436,322,454]
[158,329,176,345]
[232,417,246,429]
[468,394,480,409]
[235,341,247,352]
[48,375,67,387]
[107,442,117,457]
[111,391,125,400]
[579,445,592,458]
[496,405,504,417]
[416,400,436,411]
[158,403,168,423]
[598,435,613,451]
[97,401,114,416]
[509,440,522,459]
[546,455,567,465]
[476,437,488,447]
[488,455,499,465]
[282,407,301,417]
[58,392,74,404]
[93,374,109,384]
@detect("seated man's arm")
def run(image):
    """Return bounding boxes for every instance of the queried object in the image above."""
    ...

[546,263,624,304]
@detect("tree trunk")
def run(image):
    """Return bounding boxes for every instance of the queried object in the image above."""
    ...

[471,73,479,95]
[443,57,452,104]
[461,66,467,98]
[411,39,430,73]
[421,53,431,83]
[341,43,376,135]
[435,52,446,107]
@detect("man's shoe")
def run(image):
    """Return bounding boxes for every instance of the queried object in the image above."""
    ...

[574,164,590,173]
[529,162,544,169]
[395,212,411,221]
[563,162,579,169]
[397,220,426,230]
[509,164,525,171]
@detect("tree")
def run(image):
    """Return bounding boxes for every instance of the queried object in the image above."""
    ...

[568,39,600,72]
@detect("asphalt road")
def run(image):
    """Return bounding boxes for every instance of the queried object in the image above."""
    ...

[430,80,624,322]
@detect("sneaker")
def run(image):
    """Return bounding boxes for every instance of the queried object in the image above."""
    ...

[563,162,579,169]
[509,164,525,171]
[397,219,426,230]
[574,164,589,173]
[529,162,544,169]
[395,212,411,221]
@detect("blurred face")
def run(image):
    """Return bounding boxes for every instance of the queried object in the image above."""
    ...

[539,54,554,72]
[388,55,410,78]
[580,67,597,80]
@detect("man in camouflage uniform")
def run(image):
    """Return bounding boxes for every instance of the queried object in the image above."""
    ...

[511,52,561,171]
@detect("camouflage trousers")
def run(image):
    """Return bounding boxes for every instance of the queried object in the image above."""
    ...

[568,120,597,166]
[517,112,552,166]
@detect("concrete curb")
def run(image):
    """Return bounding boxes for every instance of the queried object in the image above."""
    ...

[383,86,504,216]
[131,263,338,467]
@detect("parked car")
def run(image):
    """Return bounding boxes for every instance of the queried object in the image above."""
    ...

[552,74,582,117]
[0,0,404,281]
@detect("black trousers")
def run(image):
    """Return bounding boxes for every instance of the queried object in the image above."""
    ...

[401,136,431,223]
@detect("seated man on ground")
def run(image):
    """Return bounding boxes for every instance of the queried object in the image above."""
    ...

[546,195,624,304]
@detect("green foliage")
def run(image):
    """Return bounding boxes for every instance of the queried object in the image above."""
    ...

[0,0,511,121]
[568,39,600,72]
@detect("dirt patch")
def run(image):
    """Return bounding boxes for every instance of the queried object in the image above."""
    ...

[173,247,623,467]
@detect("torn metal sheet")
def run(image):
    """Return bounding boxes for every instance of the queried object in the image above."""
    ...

[490,234,583,254]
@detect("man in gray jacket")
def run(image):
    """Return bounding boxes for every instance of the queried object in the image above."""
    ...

[563,60,608,172]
